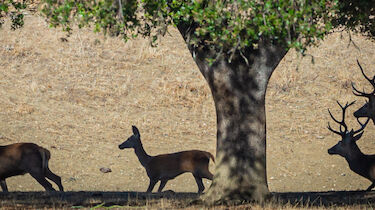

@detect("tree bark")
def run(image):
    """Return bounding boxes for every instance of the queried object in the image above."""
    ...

[177,23,287,204]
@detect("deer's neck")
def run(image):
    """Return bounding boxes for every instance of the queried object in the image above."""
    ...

[345,145,369,177]
[134,143,151,168]
[345,145,365,162]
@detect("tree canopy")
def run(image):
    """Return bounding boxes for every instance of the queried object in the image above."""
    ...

[40,0,334,54]
[0,1,340,55]
[333,1,375,39]
[0,0,27,30]
[2,1,373,56]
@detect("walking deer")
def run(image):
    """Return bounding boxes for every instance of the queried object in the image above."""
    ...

[0,143,64,192]
[352,60,375,124]
[118,126,214,193]
[327,101,375,190]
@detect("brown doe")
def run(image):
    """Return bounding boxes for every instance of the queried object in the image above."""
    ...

[352,60,375,124]
[118,126,214,193]
[327,101,375,190]
[0,143,64,192]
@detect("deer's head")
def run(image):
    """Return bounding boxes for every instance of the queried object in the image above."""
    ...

[352,60,375,124]
[327,101,369,158]
[119,126,142,149]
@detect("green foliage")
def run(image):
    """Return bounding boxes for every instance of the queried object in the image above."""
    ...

[42,0,146,40]
[168,0,336,54]
[1,1,374,59]
[39,0,337,55]
[0,0,27,30]
[333,1,375,39]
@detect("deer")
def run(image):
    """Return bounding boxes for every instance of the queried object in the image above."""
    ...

[352,59,375,124]
[118,126,214,193]
[0,142,64,192]
[327,101,375,191]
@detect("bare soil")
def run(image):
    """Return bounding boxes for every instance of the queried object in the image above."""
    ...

[1,15,375,207]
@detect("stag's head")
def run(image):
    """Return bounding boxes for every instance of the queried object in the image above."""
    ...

[352,60,375,124]
[327,101,369,157]
[119,126,142,149]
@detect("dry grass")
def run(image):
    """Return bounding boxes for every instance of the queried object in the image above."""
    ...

[267,32,375,193]
[1,15,375,208]
[0,191,374,209]
[0,15,215,193]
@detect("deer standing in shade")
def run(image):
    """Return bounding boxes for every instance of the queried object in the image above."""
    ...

[352,60,375,124]
[327,101,375,190]
[118,126,214,193]
[0,142,64,192]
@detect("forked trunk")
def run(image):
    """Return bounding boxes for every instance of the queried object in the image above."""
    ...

[178,24,287,203]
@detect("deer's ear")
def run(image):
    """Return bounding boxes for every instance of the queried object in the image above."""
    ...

[353,131,364,142]
[132,126,140,137]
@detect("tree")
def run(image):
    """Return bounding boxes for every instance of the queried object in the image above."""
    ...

[1,0,373,204]
[333,1,375,40]
[0,0,27,30]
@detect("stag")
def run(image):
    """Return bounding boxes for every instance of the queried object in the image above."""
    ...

[118,126,214,193]
[327,101,375,190]
[0,143,64,192]
[352,60,375,124]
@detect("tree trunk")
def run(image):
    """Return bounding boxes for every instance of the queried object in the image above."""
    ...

[203,44,286,204]
[177,24,287,204]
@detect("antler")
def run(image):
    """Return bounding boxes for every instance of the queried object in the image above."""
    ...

[352,59,375,97]
[352,117,370,135]
[327,101,356,136]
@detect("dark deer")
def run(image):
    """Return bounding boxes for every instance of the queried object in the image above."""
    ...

[118,126,214,193]
[0,143,64,192]
[352,60,375,124]
[327,101,375,190]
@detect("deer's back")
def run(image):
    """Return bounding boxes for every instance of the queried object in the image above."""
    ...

[0,143,45,179]
[147,150,211,179]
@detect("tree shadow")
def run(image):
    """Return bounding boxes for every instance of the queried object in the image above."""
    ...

[0,190,375,208]
[273,190,375,207]
[0,191,199,208]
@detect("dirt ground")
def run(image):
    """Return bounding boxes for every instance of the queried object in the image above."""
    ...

[1,15,375,195]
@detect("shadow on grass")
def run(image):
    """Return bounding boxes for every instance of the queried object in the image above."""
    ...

[0,191,375,208]
[274,190,375,207]
[0,191,199,208]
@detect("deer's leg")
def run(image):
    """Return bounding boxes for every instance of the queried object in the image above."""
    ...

[146,179,158,193]
[45,168,64,191]
[0,179,8,192]
[367,182,375,191]
[29,170,55,191]
[157,180,168,192]
[193,174,205,193]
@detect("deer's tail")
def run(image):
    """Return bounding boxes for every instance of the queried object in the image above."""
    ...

[38,147,51,173]
[206,152,215,163]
